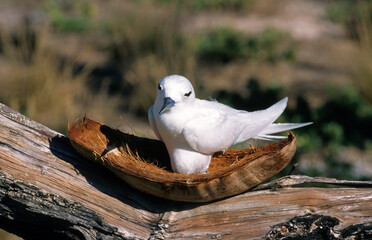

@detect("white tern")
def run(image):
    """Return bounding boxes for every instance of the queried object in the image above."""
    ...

[148,75,312,174]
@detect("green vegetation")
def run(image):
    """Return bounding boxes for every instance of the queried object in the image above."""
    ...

[42,0,97,33]
[197,27,248,62]
[155,0,254,12]
[190,0,250,11]
[317,87,372,147]
[197,27,295,63]
[327,0,372,103]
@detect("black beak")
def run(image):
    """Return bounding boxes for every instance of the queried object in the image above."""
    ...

[159,97,175,114]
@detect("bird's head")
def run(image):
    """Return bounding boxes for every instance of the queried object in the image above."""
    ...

[155,75,195,114]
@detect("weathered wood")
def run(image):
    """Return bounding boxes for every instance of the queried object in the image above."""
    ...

[0,102,372,239]
[0,172,124,240]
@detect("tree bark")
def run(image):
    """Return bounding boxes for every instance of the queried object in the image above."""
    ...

[0,102,371,240]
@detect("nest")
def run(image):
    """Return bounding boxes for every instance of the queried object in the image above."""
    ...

[68,117,296,202]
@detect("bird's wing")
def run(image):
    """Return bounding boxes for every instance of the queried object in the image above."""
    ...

[233,97,288,144]
[182,100,238,154]
[234,97,312,142]
[148,105,163,141]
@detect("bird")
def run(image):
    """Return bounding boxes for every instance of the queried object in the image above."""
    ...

[148,75,312,174]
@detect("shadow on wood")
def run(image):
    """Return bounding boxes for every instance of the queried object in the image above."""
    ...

[48,134,169,212]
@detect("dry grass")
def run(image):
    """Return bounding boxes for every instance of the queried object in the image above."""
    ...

[0,23,122,134]
[0,0,323,135]
[350,1,372,103]
[116,143,172,175]
[108,2,198,115]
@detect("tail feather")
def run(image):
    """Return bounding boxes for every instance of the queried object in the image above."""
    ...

[261,122,313,135]
[254,134,288,141]
[256,122,313,141]
[234,97,313,143]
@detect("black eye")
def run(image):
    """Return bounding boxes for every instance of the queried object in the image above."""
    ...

[184,91,192,97]
[158,84,162,90]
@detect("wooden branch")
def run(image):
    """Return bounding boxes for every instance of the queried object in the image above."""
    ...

[0,172,124,239]
[1,102,372,239]
[253,175,372,191]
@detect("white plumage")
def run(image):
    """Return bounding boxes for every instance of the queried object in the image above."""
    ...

[148,75,312,174]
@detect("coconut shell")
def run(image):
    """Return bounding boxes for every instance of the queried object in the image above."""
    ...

[68,117,297,202]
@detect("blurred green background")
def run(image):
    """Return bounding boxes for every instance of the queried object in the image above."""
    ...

[0,1,372,237]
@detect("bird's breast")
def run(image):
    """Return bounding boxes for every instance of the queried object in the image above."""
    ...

[155,106,190,141]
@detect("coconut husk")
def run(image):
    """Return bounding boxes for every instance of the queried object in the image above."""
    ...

[68,117,296,202]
